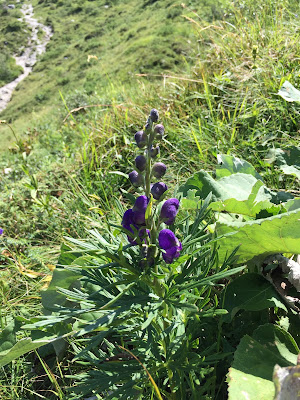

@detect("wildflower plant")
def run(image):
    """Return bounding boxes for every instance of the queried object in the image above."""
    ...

[24,109,243,399]
[123,109,181,266]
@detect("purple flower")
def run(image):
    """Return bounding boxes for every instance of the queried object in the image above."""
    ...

[154,124,164,138]
[158,229,182,264]
[150,109,159,122]
[135,155,147,172]
[0,228,3,235]
[122,209,137,244]
[134,130,147,148]
[150,145,160,158]
[132,195,149,225]
[152,162,167,179]
[133,195,149,213]
[129,170,144,187]
[160,198,180,225]
[151,182,168,200]
[122,208,148,245]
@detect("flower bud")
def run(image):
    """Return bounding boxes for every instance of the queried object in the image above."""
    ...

[150,108,159,122]
[129,170,144,187]
[135,155,147,172]
[150,145,160,158]
[152,162,167,179]
[154,124,164,138]
[145,121,151,131]
[151,182,168,200]
[0,228,3,235]
[134,130,147,148]
[160,198,180,225]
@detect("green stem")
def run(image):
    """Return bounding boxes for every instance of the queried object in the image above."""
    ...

[145,130,154,197]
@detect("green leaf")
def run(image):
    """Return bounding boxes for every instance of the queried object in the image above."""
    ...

[223,273,287,322]
[0,332,70,368]
[145,194,153,223]
[41,267,81,311]
[0,320,21,353]
[178,170,272,204]
[209,180,277,217]
[216,209,300,265]
[284,198,300,212]
[227,324,298,400]
[267,146,300,180]
[216,154,264,181]
[181,189,202,209]
[278,80,300,102]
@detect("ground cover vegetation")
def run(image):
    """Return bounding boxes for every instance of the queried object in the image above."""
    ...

[0,0,300,398]
[0,1,28,86]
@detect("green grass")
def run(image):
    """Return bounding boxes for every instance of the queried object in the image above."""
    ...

[0,2,29,87]
[0,0,226,147]
[0,0,300,398]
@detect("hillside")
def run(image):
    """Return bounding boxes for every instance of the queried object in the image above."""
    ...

[0,0,299,398]
[0,0,228,147]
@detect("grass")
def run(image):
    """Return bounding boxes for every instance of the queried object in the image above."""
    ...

[0,2,29,87]
[0,0,300,398]
[0,0,226,147]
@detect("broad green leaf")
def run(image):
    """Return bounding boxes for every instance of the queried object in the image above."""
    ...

[267,146,300,180]
[284,198,300,212]
[278,80,300,102]
[209,180,278,217]
[216,154,263,181]
[178,170,270,203]
[216,209,300,265]
[0,332,69,368]
[227,324,298,400]
[223,273,287,321]
[41,267,81,311]
[0,320,21,353]
[181,189,202,209]
[252,324,299,363]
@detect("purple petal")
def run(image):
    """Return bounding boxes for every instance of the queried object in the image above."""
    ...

[132,210,146,225]
[162,245,181,264]
[133,195,149,213]
[151,182,168,200]
[160,198,180,225]
[122,209,135,227]
[158,229,177,250]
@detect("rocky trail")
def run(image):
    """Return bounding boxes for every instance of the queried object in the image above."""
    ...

[0,3,52,113]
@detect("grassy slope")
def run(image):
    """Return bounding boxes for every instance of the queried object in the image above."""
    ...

[0,2,29,86]
[0,0,228,147]
[0,0,300,398]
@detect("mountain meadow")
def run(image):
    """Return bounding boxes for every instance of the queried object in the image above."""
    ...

[0,0,300,399]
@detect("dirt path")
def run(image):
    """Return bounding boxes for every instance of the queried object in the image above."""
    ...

[0,3,52,113]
